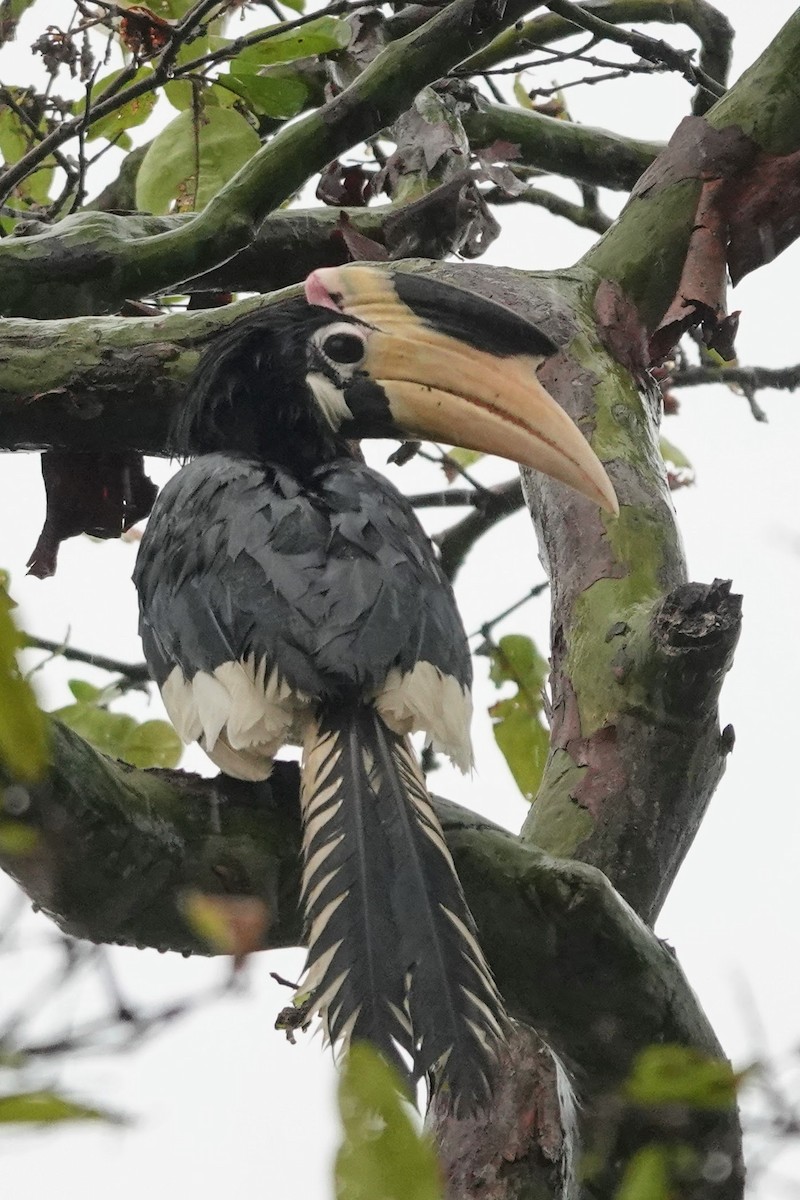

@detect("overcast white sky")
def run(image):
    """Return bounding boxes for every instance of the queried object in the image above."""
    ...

[1,2,800,1197]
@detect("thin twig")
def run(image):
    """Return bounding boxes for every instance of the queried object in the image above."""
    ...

[483,183,612,234]
[435,477,525,581]
[416,445,493,493]
[408,487,490,509]
[670,363,800,394]
[542,0,725,100]
[469,581,549,639]
[24,635,152,684]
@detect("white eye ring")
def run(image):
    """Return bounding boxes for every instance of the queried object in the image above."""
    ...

[315,322,369,367]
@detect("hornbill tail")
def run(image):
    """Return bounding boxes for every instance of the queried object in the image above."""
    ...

[299,706,506,1113]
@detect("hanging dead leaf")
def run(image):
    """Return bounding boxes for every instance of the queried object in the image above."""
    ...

[119,6,174,58]
[27,451,158,579]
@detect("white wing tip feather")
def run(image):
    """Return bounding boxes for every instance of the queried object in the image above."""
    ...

[374,663,473,772]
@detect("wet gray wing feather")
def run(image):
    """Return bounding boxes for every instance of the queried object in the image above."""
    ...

[134,453,471,699]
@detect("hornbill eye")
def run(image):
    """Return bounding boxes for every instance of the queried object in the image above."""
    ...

[318,325,368,367]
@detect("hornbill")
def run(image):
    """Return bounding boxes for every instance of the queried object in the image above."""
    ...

[134,265,617,1113]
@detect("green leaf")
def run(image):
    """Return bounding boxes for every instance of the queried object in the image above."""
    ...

[164,79,238,112]
[135,107,260,213]
[488,634,549,803]
[231,15,351,68]
[0,820,38,855]
[659,436,692,472]
[52,703,137,758]
[0,1090,122,1125]
[52,691,181,770]
[0,586,49,781]
[67,679,104,703]
[625,1046,741,1111]
[513,74,534,110]
[445,446,484,470]
[279,0,306,12]
[219,72,308,119]
[336,1045,440,1200]
[76,68,158,143]
[0,99,55,206]
[120,719,182,769]
[615,1146,671,1200]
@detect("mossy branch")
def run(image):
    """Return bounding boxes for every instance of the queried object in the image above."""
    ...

[2,106,658,318]
[1,721,725,1091]
[462,105,661,191]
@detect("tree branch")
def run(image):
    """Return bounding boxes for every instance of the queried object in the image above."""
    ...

[540,0,725,101]
[462,104,661,191]
[24,636,151,685]
[672,362,800,394]
[463,0,734,115]
[1,717,744,1194]
[435,477,525,581]
[0,720,728,1086]
[483,183,612,234]
[0,0,547,318]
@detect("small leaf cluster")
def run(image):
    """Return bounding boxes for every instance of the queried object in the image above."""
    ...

[52,679,181,769]
[336,1044,442,1200]
[487,633,549,803]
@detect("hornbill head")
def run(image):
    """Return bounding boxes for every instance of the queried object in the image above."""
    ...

[176,266,618,514]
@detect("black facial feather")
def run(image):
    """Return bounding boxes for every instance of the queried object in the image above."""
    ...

[172,300,372,465]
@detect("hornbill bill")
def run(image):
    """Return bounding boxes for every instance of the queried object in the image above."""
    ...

[134,265,617,1113]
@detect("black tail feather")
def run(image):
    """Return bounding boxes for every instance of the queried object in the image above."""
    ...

[298,705,508,1113]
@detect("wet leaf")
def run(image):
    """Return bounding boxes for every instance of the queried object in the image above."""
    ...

[0,821,38,855]
[317,160,375,207]
[334,213,388,262]
[52,703,137,756]
[615,1146,671,1200]
[135,107,260,214]
[488,634,549,804]
[53,697,181,770]
[120,719,182,768]
[377,87,469,202]
[231,16,351,68]
[383,177,499,261]
[74,68,158,143]
[0,96,55,207]
[445,447,484,471]
[118,7,173,58]
[182,893,270,958]
[336,1045,439,1200]
[513,74,533,110]
[219,71,308,119]
[625,1046,741,1111]
[0,584,49,781]
[0,1090,122,1125]
[67,679,104,703]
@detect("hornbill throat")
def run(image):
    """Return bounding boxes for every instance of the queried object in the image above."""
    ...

[307,264,619,516]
